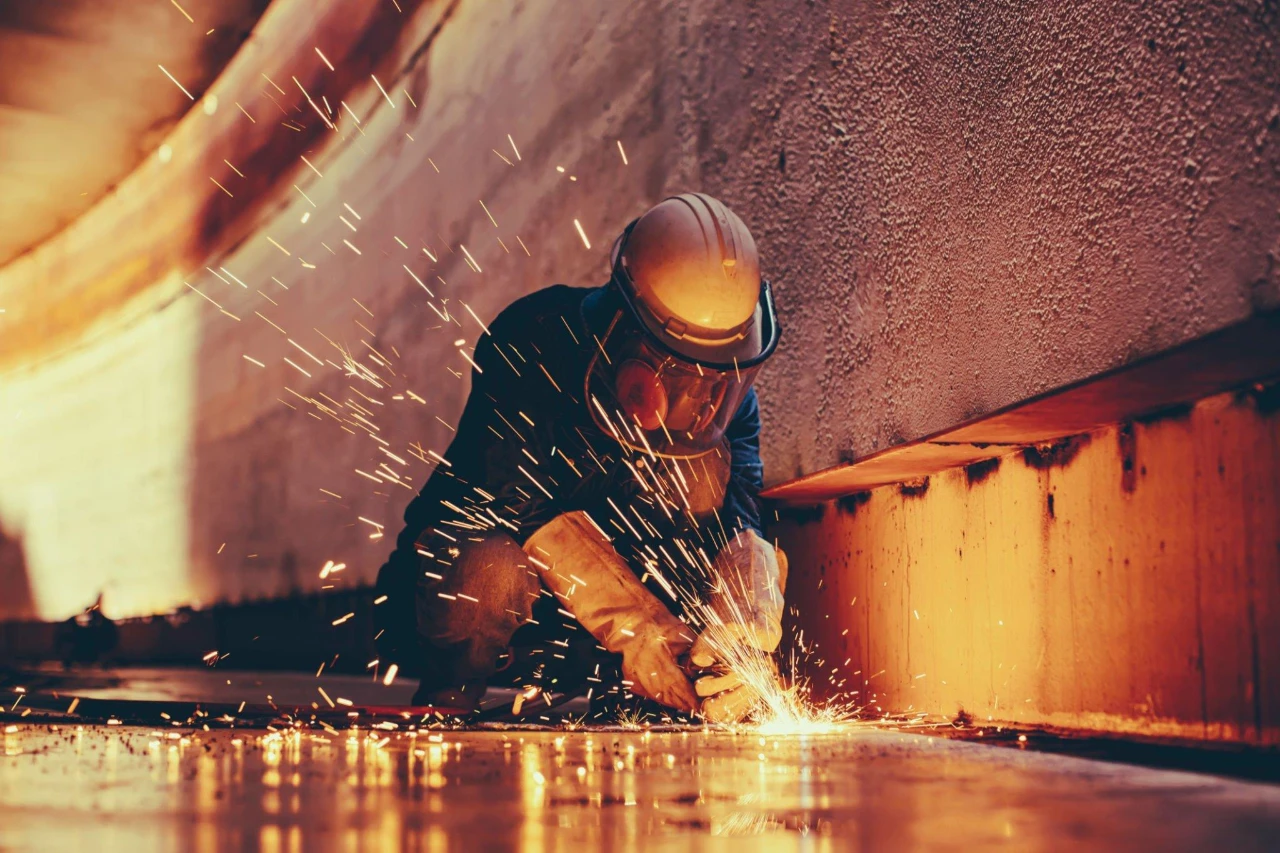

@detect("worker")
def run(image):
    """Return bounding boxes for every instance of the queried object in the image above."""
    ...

[375,193,785,722]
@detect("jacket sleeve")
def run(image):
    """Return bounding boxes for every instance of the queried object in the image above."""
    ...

[387,310,562,566]
[718,387,766,539]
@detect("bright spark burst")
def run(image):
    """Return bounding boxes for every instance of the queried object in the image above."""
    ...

[677,575,859,733]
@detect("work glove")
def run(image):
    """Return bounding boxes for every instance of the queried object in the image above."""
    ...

[524,511,699,713]
[696,655,781,724]
[688,530,788,723]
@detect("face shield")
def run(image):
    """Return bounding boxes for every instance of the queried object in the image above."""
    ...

[583,226,780,458]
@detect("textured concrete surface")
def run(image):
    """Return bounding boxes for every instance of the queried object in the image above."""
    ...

[776,388,1280,744]
[0,0,1277,623]
[2,723,1279,851]
[744,0,1280,480]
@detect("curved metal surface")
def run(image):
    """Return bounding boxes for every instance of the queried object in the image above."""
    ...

[0,0,271,266]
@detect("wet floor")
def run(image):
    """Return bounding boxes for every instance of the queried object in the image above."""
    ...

[2,722,1278,852]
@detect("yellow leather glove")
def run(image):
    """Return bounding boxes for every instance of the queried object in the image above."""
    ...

[524,512,698,713]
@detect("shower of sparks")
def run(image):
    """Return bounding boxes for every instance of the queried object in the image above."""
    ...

[692,611,859,734]
[164,116,868,736]
[294,76,335,130]
[318,560,345,579]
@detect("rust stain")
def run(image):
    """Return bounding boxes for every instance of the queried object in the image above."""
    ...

[963,456,1002,487]
[835,490,871,516]
[1134,402,1195,426]
[1242,379,1280,416]
[1022,434,1092,471]
[771,502,825,527]
[898,477,929,498]
[1118,423,1138,494]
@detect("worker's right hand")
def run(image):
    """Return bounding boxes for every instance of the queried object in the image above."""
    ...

[620,625,699,713]
[521,511,700,713]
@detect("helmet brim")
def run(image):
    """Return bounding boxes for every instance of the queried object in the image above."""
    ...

[593,215,782,371]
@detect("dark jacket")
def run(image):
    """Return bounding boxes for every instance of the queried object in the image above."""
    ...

[381,284,766,590]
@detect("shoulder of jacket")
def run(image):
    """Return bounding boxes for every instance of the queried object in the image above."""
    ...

[489,285,592,342]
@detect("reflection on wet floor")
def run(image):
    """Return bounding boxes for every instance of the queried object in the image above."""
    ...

[2,724,1279,851]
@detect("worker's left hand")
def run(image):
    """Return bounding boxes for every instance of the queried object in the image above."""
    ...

[688,531,787,668]
[687,531,788,724]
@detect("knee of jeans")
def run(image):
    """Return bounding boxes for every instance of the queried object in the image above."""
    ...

[454,533,539,605]
[420,533,538,641]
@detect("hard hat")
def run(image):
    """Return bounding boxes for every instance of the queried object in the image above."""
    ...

[582,193,780,458]
[615,193,767,365]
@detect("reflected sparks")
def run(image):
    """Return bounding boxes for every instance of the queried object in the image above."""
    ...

[0,723,867,849]
[4,721,1277,851]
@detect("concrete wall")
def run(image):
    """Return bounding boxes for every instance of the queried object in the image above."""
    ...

[776,386,1280,743]
[697,0,1280,480]
[0,0,1277,621]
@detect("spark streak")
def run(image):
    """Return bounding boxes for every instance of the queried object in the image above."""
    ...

[169,0,194,23]
[459,244,482,272]
[372,74,395,108]
[158,65,194,99]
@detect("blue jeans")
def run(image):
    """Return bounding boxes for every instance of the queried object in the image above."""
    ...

[377,527,601,698]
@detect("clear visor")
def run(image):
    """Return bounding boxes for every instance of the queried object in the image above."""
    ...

[586,312,761,457]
